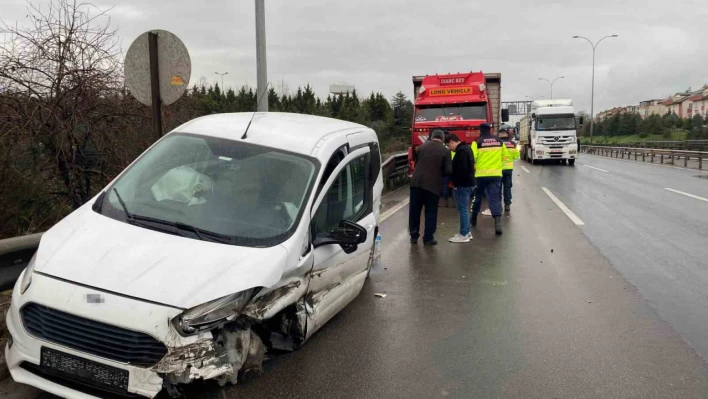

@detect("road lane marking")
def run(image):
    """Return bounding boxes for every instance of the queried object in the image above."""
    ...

[583,165,609,173]
[521,166,531,174]
[542,187,585,226]
[380,198,410,222]
[664,188,708,203]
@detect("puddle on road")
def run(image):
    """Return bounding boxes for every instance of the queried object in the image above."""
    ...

[694,175,708,180]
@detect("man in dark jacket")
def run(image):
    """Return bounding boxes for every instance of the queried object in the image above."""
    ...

[409,129,453,246]
[445,134,475,243]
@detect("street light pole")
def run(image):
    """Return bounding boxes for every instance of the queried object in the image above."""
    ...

[573,35,618,144]
[214,72,228,90]
[255,0,268,112]
[538,76,564,99]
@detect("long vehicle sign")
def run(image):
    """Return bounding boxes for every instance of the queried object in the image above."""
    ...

[429,87,473,96]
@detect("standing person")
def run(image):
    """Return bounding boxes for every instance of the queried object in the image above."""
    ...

[498,126,520,212]
[409,129,453,246]
[445,134,475,243]
[440,130,454,207]
[471,123,510,235]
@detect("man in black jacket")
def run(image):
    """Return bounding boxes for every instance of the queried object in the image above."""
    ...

[409,130,453,246]
[445,134,475,243]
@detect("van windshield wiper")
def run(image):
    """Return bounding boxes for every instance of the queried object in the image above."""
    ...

[112,189,232,244]
[131,214,233,245]
[113,188,134,221]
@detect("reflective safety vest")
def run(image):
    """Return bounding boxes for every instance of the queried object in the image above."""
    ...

[501,139,520,170]
[451,149,456,160]
[472,136,509,177]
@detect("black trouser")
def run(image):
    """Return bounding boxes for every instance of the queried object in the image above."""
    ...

[409,187,440,242]
[501,169,513,205]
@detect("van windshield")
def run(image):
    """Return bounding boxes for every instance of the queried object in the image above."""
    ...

[97,133,318,247]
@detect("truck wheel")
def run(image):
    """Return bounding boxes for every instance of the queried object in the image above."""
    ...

[568,159,576,166]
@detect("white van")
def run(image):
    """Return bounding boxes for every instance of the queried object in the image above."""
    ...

[5,112,383,398]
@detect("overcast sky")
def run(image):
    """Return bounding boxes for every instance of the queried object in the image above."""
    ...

[4,0,708,114]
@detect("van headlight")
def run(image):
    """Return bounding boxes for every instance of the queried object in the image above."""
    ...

[173,288,260,335]
[20,254,37,294]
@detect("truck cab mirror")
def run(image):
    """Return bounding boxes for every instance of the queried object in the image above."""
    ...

[501,109,510,122]
[394,106,401,119]
[531,113,536,119]
[579,117,584,125]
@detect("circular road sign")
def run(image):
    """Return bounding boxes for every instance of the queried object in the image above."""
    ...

[124,29,191,106]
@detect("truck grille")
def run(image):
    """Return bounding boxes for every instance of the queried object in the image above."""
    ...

[539,136,574,145]
[21,303,168,367]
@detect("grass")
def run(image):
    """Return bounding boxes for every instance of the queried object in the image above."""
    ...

[588,131,687,144]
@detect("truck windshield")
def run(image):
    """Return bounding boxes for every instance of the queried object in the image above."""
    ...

[96,133,318,247]
[414,103,487,122]
[536,115,576,131]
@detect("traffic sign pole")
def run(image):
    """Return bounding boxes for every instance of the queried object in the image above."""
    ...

[255,0,268,112]
[148,32,163,140]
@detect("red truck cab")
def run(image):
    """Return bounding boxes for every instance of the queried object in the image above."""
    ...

[408,72,506,173]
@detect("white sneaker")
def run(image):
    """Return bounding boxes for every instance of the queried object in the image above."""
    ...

[481,209,492,216]
[465,233,473,240]
[449,233,471,243]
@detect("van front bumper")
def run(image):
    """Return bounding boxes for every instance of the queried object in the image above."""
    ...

[5,272,221,398]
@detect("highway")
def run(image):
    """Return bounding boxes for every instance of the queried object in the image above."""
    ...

[3,155,708,398]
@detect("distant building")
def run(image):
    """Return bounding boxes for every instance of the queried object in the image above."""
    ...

[598,84,708,121]
[638,99,668,118]
[684,86,708,119]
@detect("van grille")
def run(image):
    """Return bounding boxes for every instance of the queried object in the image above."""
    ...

[21,303,168,367]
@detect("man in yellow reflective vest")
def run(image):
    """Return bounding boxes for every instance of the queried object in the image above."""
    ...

[499,126,520,212]
[471,123,510,235]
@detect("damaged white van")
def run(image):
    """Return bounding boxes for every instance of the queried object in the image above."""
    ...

[5,112,383,398]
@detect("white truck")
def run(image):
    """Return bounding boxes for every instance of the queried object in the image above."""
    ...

[519,99,582,166]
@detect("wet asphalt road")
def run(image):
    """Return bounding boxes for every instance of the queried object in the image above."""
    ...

[202,158,708,398]
[4,157,708,398]
[534,155,708,362]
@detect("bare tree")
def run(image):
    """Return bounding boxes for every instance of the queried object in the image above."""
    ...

[0,0,136,235]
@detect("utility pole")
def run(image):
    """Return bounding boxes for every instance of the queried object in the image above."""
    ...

[573,35,618,144]
[255,0,268,112]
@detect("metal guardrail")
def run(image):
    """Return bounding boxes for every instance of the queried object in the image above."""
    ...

[382,152,409,188]
[582,145,707,170]
[0,233,43,291]
[0,154,411,290]
[589,140,708,152]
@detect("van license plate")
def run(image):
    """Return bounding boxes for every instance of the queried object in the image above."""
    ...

[40,347,129,391]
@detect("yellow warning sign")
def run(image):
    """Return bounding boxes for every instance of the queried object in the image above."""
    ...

[429,87,473,96]
[171,76,185,86]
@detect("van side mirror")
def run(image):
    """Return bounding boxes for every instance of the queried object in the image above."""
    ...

[501,109,510,122]
[313,220,367,254]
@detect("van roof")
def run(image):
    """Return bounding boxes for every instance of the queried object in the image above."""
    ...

[172,112,370,157]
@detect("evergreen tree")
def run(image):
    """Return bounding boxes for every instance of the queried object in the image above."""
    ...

[268,87,280,111]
